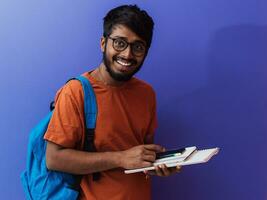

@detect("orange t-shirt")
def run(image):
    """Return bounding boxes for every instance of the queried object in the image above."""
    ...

[44,71,157,200]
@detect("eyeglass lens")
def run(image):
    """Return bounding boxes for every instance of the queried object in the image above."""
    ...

[112,37,146,56]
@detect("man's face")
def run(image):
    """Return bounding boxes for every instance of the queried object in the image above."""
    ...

[101,24,147,82]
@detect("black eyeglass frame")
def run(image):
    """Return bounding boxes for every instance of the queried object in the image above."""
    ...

[107,36,147,57]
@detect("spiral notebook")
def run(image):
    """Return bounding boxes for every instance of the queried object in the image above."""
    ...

[124,147,219,174]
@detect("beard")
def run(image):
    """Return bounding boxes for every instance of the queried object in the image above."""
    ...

[102,49,145,82]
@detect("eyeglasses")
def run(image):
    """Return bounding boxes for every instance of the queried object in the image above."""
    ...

[107,36,146,57]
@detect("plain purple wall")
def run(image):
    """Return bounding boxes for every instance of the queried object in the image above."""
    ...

[1,0,267,199]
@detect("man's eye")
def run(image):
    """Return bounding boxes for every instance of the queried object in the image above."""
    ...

[115,39,126,47]
[134,43,145,51]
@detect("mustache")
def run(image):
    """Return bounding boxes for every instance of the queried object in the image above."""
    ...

[113,56,137,65]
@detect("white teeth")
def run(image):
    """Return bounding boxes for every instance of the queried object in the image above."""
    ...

[116,59,131,66]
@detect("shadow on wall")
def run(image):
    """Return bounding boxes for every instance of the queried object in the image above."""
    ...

[154,25,267,200]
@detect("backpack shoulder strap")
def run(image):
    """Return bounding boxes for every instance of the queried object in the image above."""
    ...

[74,75,100,181]
[75,76,97,129]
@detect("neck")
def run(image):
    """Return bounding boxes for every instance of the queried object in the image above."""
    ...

[94,63,125,87]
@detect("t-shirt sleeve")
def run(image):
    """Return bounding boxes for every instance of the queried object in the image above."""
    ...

[44,81,85,149]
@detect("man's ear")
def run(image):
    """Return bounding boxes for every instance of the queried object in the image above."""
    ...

[100,37,106,52]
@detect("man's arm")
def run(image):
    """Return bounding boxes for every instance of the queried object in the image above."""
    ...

[46,141,164,175]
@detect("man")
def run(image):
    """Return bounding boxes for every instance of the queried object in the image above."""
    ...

[44,5,181,200]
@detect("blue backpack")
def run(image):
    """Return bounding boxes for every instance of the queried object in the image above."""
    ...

[20,76,99,200]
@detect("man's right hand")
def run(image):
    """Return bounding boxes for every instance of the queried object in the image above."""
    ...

[119,144,165,169]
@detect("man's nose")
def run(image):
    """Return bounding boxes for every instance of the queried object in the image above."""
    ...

[120,45,134,59]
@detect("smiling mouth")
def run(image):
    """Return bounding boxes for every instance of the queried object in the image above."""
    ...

[114,56,136,67]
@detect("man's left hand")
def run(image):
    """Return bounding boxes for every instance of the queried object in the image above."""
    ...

[144,164,181,177]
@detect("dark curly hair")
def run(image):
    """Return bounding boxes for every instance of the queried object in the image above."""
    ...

[103,5,154,48]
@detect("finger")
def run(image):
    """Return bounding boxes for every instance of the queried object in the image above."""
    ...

[169,165,182,174]
[141,161,153,168]
[146,170,156,176]
[143,149,156,156]
[160,164,171,176]
[142,154,156,162]
[175,165,182,172]
[143,170,150,179]
[155,165,163,176]
[143,144,165,152]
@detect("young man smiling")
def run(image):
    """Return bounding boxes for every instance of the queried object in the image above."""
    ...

[44,5,181,200]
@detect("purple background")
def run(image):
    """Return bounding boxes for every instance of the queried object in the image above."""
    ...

[1,0,267,199]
